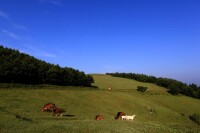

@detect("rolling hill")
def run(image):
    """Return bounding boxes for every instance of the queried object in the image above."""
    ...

[0,74,200,133]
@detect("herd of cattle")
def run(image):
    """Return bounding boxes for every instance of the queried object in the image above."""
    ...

[41,103,63,116]
[41,103,136,121]
[95,112,135,121]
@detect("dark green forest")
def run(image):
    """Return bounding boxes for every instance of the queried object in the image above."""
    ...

[0,45,94,86]
[107,72,200,99]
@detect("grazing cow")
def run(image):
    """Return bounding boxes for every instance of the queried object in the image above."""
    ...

[122,115,136,120]
[121,115,127,120]
[95,115,103,120]
[126,115,136,120]
[108,87,112,91]
[41,103,56,112]
[52,108,63,116]
[115,112,126,120]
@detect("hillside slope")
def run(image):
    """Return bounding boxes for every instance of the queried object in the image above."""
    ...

[92,74,200,121]
[0,74,200,133]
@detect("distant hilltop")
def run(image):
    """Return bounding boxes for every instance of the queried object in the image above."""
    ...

[107,72,200,100]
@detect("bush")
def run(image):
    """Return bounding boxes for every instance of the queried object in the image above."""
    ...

[137,86,148,92]
[190,113,200,125]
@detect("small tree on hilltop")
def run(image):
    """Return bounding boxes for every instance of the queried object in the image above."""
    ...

[137,86,148,92]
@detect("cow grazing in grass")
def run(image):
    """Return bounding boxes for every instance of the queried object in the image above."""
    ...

[122,115,136,120]
[108,87,112,91]
[52,108,63,116]
[95,115,103,120]
[115,112,126,120]
[41,103,56,112]
[121,115,126,120]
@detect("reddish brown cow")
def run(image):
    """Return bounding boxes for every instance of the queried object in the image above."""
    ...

[95,115,103,120]
[52,108,63,116]
[115,112,126,120]
[41,103,56,112]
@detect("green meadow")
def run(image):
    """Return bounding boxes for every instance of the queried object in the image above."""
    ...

[0,74,200,133]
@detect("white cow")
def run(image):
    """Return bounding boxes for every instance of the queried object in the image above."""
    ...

[121,115,127,120]
[122,115,136,120]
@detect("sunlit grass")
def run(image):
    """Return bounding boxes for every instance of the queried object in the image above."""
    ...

[0,74,200,133]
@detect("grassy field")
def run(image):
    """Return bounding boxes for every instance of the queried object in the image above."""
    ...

[0,74,200,133]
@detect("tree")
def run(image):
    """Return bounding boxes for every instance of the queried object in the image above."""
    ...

[137,86,148,92]
[168,84,180,95]
[0,45,94,86]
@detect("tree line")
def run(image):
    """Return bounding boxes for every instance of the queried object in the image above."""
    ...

[0,45,94,86]
[106,72,200,99]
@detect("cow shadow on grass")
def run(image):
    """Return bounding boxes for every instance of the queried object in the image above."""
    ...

[61,114,77,120]
[15,114,32,122]
[63,114,75,117]
[39,113,77,121]
[0,107,33,123]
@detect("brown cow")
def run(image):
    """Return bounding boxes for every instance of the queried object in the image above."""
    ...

[52,108,63,116]
[41,103,56,112]
[115,112,126,120]
[95,115,103,120]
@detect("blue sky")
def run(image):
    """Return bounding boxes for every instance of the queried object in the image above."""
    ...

[0,0,200,85]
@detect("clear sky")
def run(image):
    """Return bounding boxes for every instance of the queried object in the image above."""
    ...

[0,0,200,85]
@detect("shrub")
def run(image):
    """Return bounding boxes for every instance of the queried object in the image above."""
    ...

[137,86,148,92]
[190,113,200,125]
